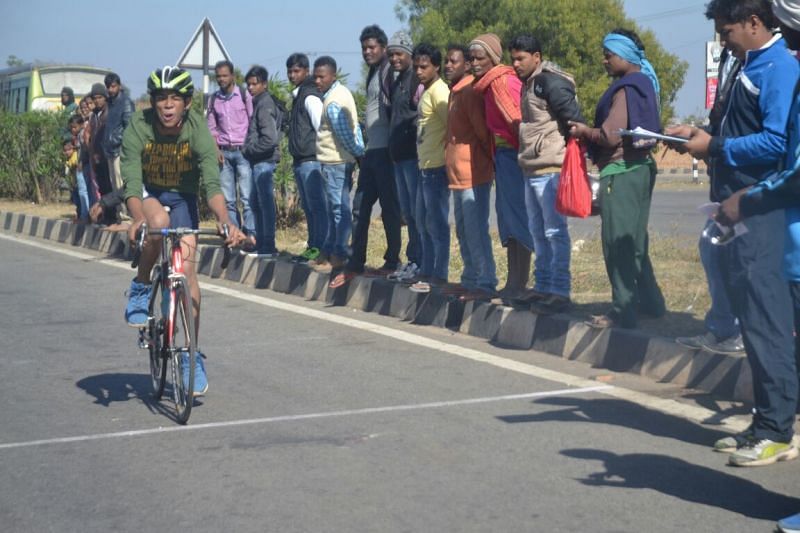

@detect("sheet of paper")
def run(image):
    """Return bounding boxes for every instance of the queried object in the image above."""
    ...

[619,126,689,144]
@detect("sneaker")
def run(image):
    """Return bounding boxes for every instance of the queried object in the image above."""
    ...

[728,438,799,467]
[125,278,152,327]
[713,424,754,453]
[397,262,420,283]
[703,334,745,354]
[292,247,320,263]
[675,332,717,350]
[181,351,208,397]
[387,263,409,281]
[778,512,800,533]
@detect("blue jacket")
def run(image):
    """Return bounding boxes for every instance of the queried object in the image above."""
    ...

[102,89,135,158]
[741,75,800,280]
[707,35,799,202]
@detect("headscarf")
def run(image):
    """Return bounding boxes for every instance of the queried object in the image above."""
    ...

[772,0,800,32]
[469,33,503,65]
[603,33,660,99]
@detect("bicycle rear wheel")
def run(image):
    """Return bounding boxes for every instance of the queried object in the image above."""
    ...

[147,267,167,399]
[170,281,196,424]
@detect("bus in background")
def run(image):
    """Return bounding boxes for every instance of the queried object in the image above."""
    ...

[0,64,112,113]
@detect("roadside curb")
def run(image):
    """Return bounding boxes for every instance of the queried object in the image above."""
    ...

[2,210,753,402]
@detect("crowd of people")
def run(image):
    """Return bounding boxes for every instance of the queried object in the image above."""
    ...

[61,72,135,227]
[53,0,800,483]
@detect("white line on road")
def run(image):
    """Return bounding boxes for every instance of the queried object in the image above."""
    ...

[0,387,609,450]
[0,232,752,438]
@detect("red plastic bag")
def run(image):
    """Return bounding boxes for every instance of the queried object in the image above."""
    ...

[556,138,592,218]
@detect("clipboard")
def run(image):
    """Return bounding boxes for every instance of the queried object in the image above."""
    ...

[619,126,689,144]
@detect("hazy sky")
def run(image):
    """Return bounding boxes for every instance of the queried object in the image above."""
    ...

[1,0,712,117]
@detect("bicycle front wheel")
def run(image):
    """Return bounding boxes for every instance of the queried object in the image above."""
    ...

[147,267,167,399]
[170,281,196,424]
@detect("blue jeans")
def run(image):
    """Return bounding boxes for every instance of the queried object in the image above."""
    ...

[393,159,422,266]
[525,172,571,297]
[253,161,277,254]
[453,182,497,292]
[700,219,740,340]
[321,163,353,259]
[294,160,328,250]
[417,166,451,280]
[220,149,255,236]
[73,170,90,220]
[494,148,535,251]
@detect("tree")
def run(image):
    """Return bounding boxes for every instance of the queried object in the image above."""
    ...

[6,55,24,67]
[396,0,688,125]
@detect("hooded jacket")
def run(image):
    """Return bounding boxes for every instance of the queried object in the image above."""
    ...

[518,61,584,174]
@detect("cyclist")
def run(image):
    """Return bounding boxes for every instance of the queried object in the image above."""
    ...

[122,66,244,395]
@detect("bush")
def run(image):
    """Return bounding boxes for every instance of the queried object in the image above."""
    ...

[0,110,66,203]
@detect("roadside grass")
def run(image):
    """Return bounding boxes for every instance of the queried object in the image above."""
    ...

[1,198,708,338]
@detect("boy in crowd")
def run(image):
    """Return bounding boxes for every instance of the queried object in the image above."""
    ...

[670,0,799,466]
[286,53,327,264]
[386,31,424,283]
[410,44,451,293]
[243,65,281,257]
[313,56,364,272]
[329,25,403,287]
[511,34,584,314]
[208,60,257,252]
[445,44,498,301]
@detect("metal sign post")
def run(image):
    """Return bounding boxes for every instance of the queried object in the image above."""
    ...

[176,18,232,111]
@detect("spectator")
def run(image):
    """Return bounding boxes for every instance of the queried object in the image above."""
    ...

[243,65,281,257]
[470,33,534,300]
[208,60,257,252]
[89,82,119,227]
[313,56,364,272]
[445,44,498,301]
[62,138,83,221]
[61,86,77,114]
[670,0,799,467]
[102,73,135,195]
[67,114,90,221]
[78,93,94,120]
[569,29,666,330]
[285,53,328,264]
[386,31,424,284]
[409,43,451,293]
[78,94,98,205]
[511,34,584,314]
[329,25,403,287]
[675,47,744,354]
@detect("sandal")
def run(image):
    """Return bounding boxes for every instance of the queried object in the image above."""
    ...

[585,314,615,329]
[329,271,356,289]
[458,289,494,302]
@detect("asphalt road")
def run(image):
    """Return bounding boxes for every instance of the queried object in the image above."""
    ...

[1,234,798,533]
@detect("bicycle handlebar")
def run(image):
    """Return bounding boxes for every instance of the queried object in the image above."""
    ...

[130,223,232,269]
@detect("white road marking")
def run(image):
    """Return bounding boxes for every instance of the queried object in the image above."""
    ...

[0,387,609,450]
[0,232,752,438]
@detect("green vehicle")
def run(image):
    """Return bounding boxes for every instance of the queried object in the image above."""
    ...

[0,63,112,113]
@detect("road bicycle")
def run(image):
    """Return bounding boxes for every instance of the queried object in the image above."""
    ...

[131,224,230,424]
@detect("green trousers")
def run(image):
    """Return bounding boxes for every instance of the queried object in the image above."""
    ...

[598,163,665,328]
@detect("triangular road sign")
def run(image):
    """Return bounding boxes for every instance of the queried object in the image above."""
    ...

[176,18,231,70]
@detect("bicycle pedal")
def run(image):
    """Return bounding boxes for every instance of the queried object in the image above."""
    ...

[137,328,149,349]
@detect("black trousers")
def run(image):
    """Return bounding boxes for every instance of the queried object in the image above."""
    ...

[347,148,402,272]
[721,209,797,442]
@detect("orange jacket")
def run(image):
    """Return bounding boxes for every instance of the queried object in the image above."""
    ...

[445,75,494,190]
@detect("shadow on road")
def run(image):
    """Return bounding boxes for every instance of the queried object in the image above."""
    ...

[561,448,800,521]
[496,396,729,447]
[75,372,191,422]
